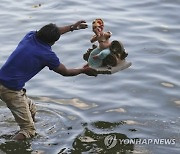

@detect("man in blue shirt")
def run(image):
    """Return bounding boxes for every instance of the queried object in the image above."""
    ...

[0,20,97,140]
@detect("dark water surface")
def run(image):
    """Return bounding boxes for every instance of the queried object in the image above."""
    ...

[0,0,180,154]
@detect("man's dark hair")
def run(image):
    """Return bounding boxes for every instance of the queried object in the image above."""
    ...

[36,23,60,44]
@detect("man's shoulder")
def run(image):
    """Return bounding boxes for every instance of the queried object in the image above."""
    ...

[24,31,36,38]
[20,31,36,43]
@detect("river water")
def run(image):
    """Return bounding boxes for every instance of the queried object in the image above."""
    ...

[0,0,179,154]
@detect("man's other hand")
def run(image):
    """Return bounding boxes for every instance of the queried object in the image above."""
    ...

[82,67,98,76]
[73,20,88,30]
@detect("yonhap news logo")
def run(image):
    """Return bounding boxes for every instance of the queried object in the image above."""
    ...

[104,135,176,149]
[104,135,117,149]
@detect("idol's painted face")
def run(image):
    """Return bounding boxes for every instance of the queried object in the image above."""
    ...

[93,26,103,35]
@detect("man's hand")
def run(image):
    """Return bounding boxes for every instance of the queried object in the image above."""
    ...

[82,67,98,77]
[59,20,88,34]
[73,20,88,30]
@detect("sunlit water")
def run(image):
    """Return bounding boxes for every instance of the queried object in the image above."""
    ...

[0,0,180,154]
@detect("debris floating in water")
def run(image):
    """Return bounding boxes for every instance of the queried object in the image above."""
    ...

[106,108,126,113]
[161,82,174,88]
[174,100,180,105]
[33,4,42,8]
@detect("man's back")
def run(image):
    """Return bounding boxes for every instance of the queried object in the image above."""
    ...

[0,31,60,90]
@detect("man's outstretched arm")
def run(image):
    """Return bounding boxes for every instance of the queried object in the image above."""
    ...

[59,20,88,35]
[53,63,98,77]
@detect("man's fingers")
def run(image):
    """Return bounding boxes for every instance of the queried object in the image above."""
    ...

[80,23,88,29]
[74,20,88,30]
[83,67,98,76]
[80,20,86,23]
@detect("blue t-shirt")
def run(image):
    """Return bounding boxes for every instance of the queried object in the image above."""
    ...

[0,31,60,90]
